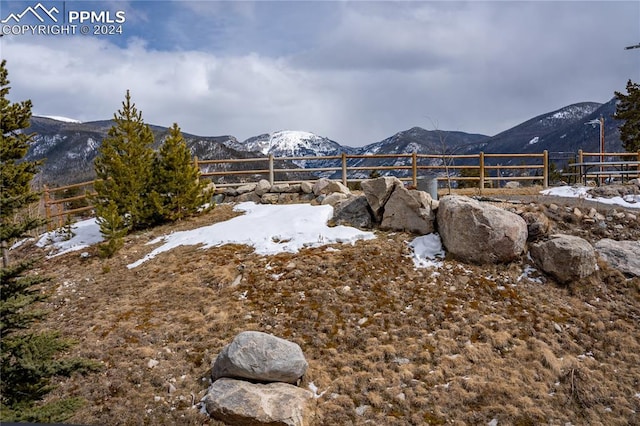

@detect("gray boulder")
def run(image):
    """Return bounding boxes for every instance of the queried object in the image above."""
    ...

[204,378,314,426]
[261,193,280,204]
[300,181,314,194]
[237,192,262,203]
[270,183,292,193]
[312,178,350,196]
[211,331,308,383]
[237,183,257,195]
[530,234,597,283]
[437,195,528,264]
[255,179,272,196]
[320,193,348,206]
[332,195,373,229]
[520,211,551,241]
[361,177,402,222]
[594,239,640,277]
[381,186,436,235]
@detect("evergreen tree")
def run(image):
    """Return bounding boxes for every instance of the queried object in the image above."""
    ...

[154,123,207,221]
[614,79,640,152]
[93,90,159,233]
[96,200,127,258]
[0,60,97,422]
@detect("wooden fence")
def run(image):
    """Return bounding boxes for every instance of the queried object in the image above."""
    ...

[40,150,564,227]
[194,151,550,188]
[43,180,96,230]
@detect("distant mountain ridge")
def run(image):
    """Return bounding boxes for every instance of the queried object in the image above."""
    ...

[26,97,625,185]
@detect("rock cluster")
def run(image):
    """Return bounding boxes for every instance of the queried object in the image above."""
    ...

[214,178,350,206]
[215,177,639,282]
[203,331,314,426]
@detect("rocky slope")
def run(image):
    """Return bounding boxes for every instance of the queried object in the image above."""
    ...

[15,189,640,425]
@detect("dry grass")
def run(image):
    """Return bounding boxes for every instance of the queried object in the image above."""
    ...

[15,200,640,425]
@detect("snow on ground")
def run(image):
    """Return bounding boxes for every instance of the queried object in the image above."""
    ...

[35,185,636,264]
[408,233,445,269]
[541,186,640,209]
[36,218,103,257]
[127,202,375,268]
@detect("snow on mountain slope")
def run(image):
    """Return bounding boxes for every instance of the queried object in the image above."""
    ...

[40,115,83,123]
[537,103,600,127]
[229,130,348,157]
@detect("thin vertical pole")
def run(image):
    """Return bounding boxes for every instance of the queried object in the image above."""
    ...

[268,154,274,185]
[479,152,485,192]
[44,185,52,231]
[412,152,417,187]
[599,116,605,185]
[341,153,347,186]
[543,150,549,188]
[578,149,584,185]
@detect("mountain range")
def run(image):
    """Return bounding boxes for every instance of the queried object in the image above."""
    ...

[25,97,623,186]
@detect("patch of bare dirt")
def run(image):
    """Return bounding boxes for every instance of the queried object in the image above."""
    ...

[17,199,640,425]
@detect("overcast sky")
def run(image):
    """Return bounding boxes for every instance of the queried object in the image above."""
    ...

[1,0,638,146]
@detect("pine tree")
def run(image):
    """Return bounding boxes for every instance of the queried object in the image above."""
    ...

[614,79,640,152]
[0,59,98,422]
[96,200,127,258]
[155,123,207,221]
[93,90,159,234]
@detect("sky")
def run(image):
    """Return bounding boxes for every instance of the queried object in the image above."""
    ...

[34,188,640,266]
[1,0,639,146]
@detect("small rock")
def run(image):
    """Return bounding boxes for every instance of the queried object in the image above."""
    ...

[147,359,159,369]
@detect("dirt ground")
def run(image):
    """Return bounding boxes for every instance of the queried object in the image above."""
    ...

[16,187,640,425]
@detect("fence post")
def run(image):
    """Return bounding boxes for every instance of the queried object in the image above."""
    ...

[341,153,347,186]
[43,185,52,231]
[542,150,549,188]
[479,152,485,192]
[578,149,584,185]
[193,155,199,170]
[412,151,417,187]
[268,154,274,185]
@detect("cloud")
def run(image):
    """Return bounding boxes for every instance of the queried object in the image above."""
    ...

[1,1,638,146]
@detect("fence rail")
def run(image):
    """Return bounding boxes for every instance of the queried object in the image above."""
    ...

[41,149,638,227]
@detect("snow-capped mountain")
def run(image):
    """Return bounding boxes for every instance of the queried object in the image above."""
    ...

[25,97,626,186]
[481,101,605,155]
[228,130,351,157]
[224,130,354,177]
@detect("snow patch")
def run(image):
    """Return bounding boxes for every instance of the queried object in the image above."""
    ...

[409,233,445,269]
[541,186,640,209]
[127,202,375,268]
[528,136,539,145]
[36,218,104,257]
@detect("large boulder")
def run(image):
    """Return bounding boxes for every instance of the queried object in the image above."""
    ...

[312,178,350,196]
[211,331,308,384]
[332,195,374,229]
[437,195,528,264]
[380,187,436,235]
[594,239,640,277]
[204,378,314,426]
[530,234,597,283]
[361,177,401,222]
